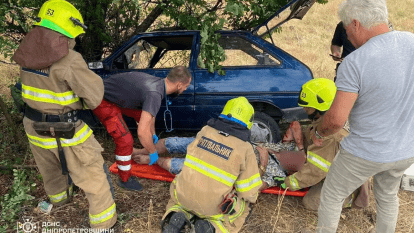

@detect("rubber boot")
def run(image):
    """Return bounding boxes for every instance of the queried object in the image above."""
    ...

[118,176,143,191]
[194,219,215,233]
[162,212,187,233]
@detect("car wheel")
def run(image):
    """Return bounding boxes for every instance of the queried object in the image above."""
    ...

[251,112,281,143]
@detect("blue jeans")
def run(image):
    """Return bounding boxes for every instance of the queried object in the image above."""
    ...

[164,137,195,175]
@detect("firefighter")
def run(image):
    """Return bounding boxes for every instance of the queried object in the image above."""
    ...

[162,97,261,233]
[271,78,370,210]
[12,0,116,229]
[92,67,192,191]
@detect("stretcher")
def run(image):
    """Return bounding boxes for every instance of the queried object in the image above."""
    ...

[110,161,308,197]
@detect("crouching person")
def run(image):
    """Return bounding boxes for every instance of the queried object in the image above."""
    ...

[162,97,261,233]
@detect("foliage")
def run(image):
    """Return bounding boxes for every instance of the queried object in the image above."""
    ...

[0,169,35,232]
[0,0,327,73]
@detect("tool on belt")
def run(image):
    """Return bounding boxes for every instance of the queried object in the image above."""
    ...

[25,104,77,181]
[32,121,75,176]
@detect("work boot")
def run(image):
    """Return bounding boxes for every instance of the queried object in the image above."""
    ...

[194,219,215,233]
[162,212,187,233]
[118,176,143,191]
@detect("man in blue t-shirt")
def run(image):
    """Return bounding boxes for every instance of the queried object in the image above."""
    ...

[93,66,191,191]
[314,0,414,232]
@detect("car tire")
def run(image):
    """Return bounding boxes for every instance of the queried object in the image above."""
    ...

[251,111,281,143]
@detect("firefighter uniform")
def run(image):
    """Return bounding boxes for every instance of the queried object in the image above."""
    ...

[286,119,369,210]
[286,78,370,211]
[163,124,261,233]
[12,1,116,228]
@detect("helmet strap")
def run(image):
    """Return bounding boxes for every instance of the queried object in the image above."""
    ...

[307,110,326,121]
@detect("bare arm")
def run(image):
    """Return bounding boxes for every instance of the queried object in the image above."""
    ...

[317,91,357,137]
[151,117,156,135]
[137,110,156,154]
[330,45,343,61]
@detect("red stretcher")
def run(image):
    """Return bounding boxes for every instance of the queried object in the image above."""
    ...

[110,161,308,197]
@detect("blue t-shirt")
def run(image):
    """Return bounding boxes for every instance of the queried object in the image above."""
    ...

[336,31,414,163]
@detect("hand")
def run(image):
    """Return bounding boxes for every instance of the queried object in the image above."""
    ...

[310,128,324,147]
[330,53,343,62]
[152,134,158,144]
[273,176,286,189]
[149,151,159,165]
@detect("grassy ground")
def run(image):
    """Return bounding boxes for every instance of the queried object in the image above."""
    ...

[1,0,414,232]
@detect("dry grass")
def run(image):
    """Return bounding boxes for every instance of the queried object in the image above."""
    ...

[1,0,414,232]
[0,55,19,99]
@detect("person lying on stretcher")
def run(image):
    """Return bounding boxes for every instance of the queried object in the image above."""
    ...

[132,78,370,211]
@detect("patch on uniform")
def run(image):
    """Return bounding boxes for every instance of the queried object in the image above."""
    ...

[197,136,233,160]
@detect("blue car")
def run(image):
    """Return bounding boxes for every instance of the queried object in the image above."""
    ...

[13,0,315,143]
[87,0,316,143]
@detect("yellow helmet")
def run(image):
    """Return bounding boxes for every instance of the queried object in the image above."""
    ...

[298,78,337,112]
[34,0,86,39]
[220,97,255,129]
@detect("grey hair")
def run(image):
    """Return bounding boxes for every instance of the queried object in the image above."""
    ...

[338,0,388,29]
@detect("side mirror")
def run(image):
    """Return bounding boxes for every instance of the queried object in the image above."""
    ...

[88,62,103,69]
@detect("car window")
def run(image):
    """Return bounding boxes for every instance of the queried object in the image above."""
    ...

[113,36,193,70]
[214,35,281,67]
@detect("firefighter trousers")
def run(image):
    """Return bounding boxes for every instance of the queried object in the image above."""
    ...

[23,117,117,229]
[93,99,142,182]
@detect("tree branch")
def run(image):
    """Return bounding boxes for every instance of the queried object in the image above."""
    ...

[207,0,223,12]
[134,2,167,34]
[0,60,18,66]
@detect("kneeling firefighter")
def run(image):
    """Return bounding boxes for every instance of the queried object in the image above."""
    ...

[162,97,262,233]
[12,0,116,229]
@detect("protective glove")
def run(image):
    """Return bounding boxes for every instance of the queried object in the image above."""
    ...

[219,193,237,215]
[273,176,286,189]
[152,134,158,144]
[149,151,159,165]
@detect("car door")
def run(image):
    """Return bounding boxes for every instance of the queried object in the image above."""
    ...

[192,30,311,129]
[100,31,199,130]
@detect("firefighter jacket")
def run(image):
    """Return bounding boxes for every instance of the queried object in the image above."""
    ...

[285,117,350,191]
[13,26,104,115]
[12,26,116,229]
[164,119,261,232]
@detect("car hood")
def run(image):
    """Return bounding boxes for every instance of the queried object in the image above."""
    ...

[252,0,316,37]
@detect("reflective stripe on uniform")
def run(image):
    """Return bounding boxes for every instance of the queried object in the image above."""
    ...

[22,83,80,106]
[117,164,131,171]
[235,173,261,192]
[288,174,300,190]
[172,179,182,206]
[184,154,237,187]
[168,204,194,220]
[27,134,56,149]
[211,219,229,233]
[26,124,92,149]
[116,155,131,161]
[49,189,68,203]
[48,185,73,203]
[61,124,92,147]
[229,198,245,223]
[307,151,331,173]
[89,203,116,225]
